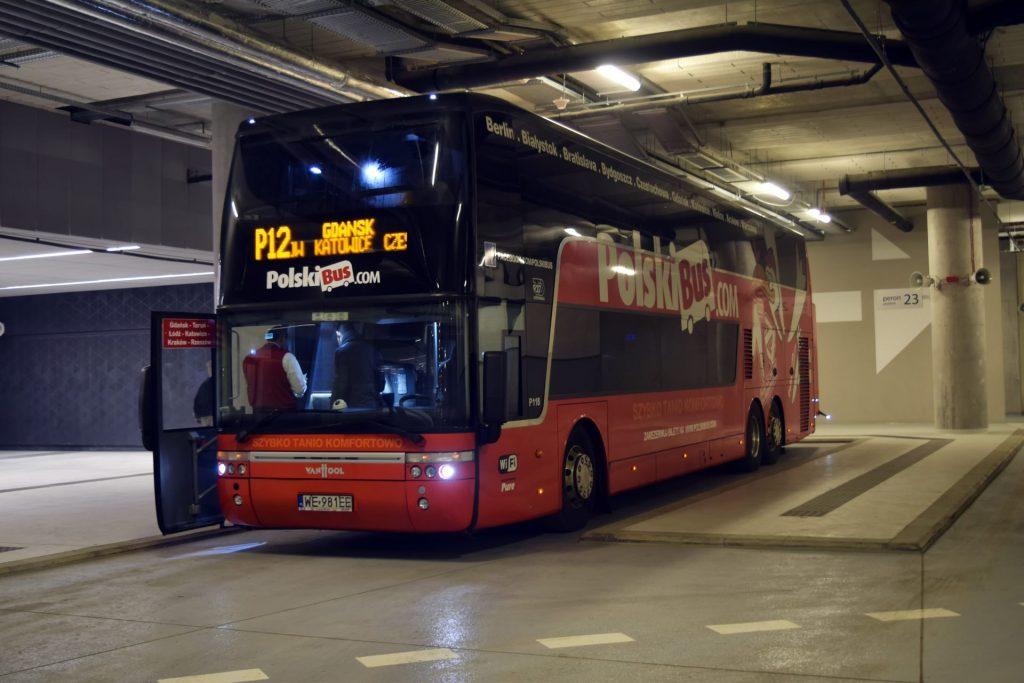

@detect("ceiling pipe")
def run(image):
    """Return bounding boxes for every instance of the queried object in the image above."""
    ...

[845,190,914,232]
[553,63,882,119]
[387,21,917,92]
[885,0,1024,199]
[839,165,985,194]
[967,0,1024,34]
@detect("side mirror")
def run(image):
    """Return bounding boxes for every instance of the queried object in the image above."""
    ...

[481,351,507,442]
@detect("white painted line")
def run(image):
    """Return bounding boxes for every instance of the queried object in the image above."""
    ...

[866,608,960,622]
[537,632,635,649]
[356,648,457,668]
[706,620,800,635]
[158,669,268,683]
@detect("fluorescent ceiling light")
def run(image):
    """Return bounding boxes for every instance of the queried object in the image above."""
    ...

[757,181,791,201]
[596,64,641,92]
[806,208,832,224]
[105,245,140,252]
[0,249,91,262]
[0,271,214,291]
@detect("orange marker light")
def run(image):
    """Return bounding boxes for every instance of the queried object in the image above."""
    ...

[537,487,544,495]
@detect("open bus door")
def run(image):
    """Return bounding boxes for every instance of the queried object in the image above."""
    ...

[140,312,222,534]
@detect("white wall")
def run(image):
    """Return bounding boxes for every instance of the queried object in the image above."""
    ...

[807,206,1005,424]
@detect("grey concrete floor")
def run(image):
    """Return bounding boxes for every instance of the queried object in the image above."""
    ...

[0,445,1021,682]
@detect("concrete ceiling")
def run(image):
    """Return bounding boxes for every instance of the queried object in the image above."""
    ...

[0,229,213,297]
[0,0,1022,221]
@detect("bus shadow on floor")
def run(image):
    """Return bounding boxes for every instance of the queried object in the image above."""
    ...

[595,442,830,527]
[241,444,833,561]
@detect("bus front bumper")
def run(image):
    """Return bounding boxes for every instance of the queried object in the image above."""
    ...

[217,475,475,533]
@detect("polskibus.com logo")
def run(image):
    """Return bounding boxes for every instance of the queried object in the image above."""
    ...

[265,260,382,292]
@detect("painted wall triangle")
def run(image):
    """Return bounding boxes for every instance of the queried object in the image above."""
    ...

[872,228,910,261]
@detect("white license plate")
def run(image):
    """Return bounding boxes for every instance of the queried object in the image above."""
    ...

[297,494,353,512]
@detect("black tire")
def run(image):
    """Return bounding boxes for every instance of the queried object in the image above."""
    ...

[763,400,785,466]
[732,405,765,473]
[547,430,599,532]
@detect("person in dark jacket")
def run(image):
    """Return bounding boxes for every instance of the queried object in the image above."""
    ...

[331,322,380,410]
[193,360,215,426]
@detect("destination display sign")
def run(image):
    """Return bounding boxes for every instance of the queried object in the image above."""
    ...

[221,206,463,305]
[162,318,216,349]
[253,217,409,262]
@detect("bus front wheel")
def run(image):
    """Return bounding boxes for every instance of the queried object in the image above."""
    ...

[732,405,765,473]
[547,431,598,532]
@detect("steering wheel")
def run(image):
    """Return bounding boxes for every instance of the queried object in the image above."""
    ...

[399,394,432,407]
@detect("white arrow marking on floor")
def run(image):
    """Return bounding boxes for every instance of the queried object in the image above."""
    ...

[356,648,457,668]
[158,669,268,683]
[866,608,960,622]
[537,633,635,649]
[707,620,800,635]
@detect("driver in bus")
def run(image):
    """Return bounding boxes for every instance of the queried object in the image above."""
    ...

[241,326,307,411]
[331,321,381,411]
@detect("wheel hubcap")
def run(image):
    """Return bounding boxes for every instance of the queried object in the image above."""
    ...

[748,415,761,458]
[769,414,782,449]
[564,445,595,508]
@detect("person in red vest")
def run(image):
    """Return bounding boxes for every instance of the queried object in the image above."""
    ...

[242,327,307,411]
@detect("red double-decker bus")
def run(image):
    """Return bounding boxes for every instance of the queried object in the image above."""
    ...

[144,93,818,535]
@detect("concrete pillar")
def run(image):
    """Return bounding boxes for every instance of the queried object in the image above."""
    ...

[1015,251,1024,413]
[211,101,251,303]
[927,183,987,429]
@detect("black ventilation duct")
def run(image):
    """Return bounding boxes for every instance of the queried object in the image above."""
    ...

[886,0,1024,199]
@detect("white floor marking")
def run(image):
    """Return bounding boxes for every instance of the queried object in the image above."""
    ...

[537,632,635,649]
[866,608,960,622]
[706,620,801,635]
[158,669,268,683]
[356,648,457,668]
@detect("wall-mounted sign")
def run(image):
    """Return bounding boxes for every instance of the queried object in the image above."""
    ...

[162,318,215,349]
[875,288,927,310]
[254,218,407,261]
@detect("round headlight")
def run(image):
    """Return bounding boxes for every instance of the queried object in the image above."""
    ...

[418,498,429,510]
[238,464,246,475]
[410,466,422,478]
[438,463,456,480]
[425,466,436,478]
[217,463,226,476]
[227,464,235,475]
[233,494,243,506]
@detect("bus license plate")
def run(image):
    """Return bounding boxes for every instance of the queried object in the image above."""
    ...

[297,494,353,512]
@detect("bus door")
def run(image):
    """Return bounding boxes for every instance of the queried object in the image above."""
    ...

[140,312,222,534]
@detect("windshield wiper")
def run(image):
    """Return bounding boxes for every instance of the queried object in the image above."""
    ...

[304,408,426,446]
[236,409,283,444]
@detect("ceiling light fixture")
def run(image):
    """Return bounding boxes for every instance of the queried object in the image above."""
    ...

[105,245,141,252]
[806,208,833,224]
[756,181,791,201]
[596,64,642,92]
[0,249,92,262]
[0,271,214,291]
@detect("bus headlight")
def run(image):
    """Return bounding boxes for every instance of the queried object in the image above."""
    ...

[227,464,235,475]
[438,463,456,480]
[217,463,227,476]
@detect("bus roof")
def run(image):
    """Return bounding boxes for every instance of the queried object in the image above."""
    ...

[242,92,803,241]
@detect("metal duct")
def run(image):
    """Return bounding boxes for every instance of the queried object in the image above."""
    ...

[392,0,488,34]
[846,191,914,232]
[886,0,1024,199]
[388,21,917,91]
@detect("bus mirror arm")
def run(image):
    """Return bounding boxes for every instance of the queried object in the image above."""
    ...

[480,351,508,444]
[139,365,155,452]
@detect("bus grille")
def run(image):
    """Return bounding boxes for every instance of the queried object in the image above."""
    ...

[743,328,753,380]
[799,337,810,432]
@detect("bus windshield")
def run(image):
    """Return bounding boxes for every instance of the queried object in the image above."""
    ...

[218,300,469,433]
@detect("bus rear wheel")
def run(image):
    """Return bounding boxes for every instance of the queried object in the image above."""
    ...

[547,431,598,532]
[763,401,785,465]
[732,406,765,473]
